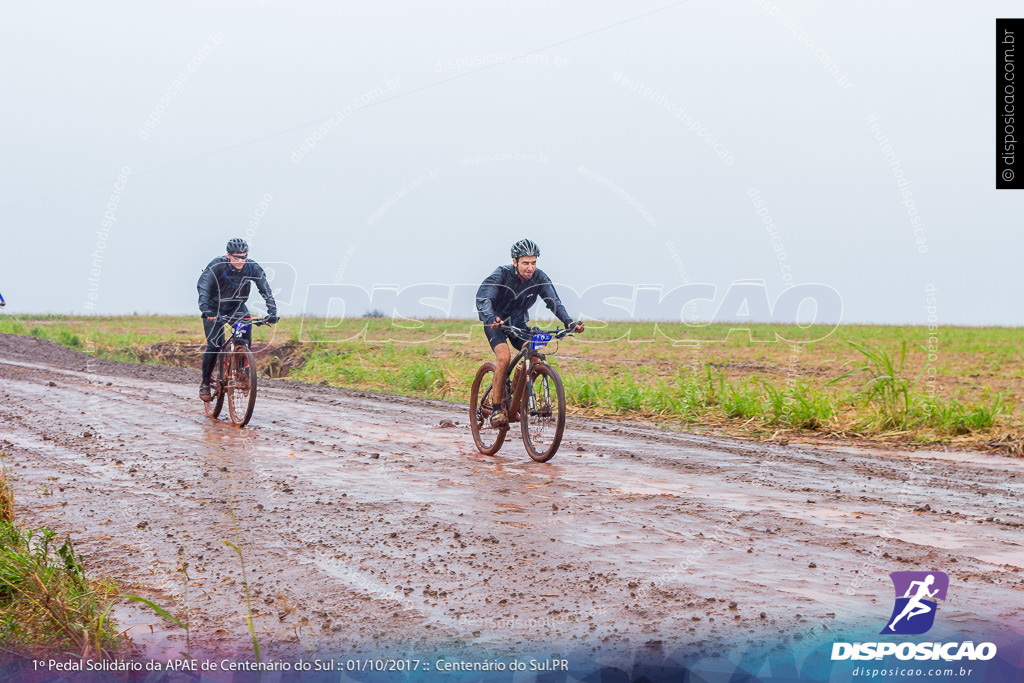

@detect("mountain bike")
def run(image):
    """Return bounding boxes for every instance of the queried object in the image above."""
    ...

[469,324,574,462]
[203,315,270,427]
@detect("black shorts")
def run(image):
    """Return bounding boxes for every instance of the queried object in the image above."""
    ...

[484,324,526,352]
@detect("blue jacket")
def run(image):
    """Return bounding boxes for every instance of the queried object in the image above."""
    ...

[197,256,277,316]
[476,264,572,328]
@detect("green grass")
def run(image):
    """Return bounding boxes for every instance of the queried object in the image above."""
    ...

[608,376,645,413]
[564,374,605,408]
[922,394,1008,436]
[403,360,446,393]
[789,383,837,430]
[830,340,919,432]
[0,455,185,661]
[0,466,12,525]
[281,330,1020,442]
[3,314,1021,447]
[717,378,762,421]
[760,379,788,423]
[0,522,121,658]
[570,368,838,430]
[0,316,27,335]
[676,370,713,417]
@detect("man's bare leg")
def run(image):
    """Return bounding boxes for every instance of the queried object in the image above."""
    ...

[492,343,510,424]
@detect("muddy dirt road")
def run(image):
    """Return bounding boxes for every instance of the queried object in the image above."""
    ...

[1,334,1022,672]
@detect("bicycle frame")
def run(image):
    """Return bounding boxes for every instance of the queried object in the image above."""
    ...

[498,326,565,419]
[208,315,269,392]
[213,315,265,356]
[222,320,250,352]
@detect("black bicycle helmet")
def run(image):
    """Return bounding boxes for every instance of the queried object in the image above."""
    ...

[226,238,249,254]
[511,238,540,259]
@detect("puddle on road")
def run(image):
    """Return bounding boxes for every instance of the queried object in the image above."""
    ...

[893,530,1024,569]
[974,551,1024,568]
[818,443,1024,469]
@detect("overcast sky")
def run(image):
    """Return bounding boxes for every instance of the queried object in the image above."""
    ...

[1,1,1020,326]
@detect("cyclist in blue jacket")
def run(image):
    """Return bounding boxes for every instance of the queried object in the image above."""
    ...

[196,238,278,401]
[476,239,583,426]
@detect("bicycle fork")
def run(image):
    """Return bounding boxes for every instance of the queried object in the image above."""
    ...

[528,377,551,417]
[523,356,551,417]
[539,372,551,416]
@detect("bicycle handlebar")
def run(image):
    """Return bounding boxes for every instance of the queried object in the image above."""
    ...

[211,315,272,326]
[497,323,575,341]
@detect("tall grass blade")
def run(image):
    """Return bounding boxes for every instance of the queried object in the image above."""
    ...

[114,593,188,630]
[224,540,261,663]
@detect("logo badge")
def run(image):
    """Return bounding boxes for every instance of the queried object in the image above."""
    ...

[881,571,948,635]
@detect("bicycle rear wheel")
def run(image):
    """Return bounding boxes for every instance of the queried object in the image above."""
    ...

[204,352,227,418]
[227,345,258,427]
[469,362,507,455]
[520,363,565,462]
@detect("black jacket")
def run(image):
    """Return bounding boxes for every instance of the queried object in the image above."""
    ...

[197,257,277,316]
[476,264,572,328]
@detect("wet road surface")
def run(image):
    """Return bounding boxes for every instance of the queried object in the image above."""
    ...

[1,334,1022,665]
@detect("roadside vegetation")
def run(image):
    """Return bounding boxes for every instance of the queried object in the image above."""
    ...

[0,457,186,662]
[2,314,1021,452]
[0,459,123,658]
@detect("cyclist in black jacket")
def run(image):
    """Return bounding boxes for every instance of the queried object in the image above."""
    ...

[476,239,583,426]
[196,238,278,401]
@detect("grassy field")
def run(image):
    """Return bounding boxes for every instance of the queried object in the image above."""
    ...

[2,314,1021,452]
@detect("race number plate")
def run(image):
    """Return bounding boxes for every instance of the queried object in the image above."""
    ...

[531,333,552,350]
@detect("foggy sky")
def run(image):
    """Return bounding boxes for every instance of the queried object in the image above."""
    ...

[1,1,1020,326]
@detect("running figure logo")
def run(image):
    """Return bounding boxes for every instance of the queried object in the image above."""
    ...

[881,571,948,635]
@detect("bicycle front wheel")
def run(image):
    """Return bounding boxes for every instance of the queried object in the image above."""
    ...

[520,363,565,462]
[227,346,258,427]
[469,362,507,455]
